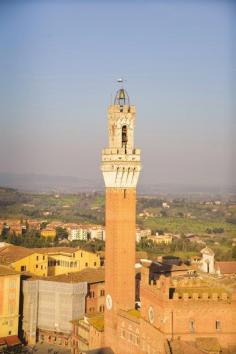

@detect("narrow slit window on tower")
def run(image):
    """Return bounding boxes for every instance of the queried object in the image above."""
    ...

[124,189,127,199]
[189,320,195,333]
[122,125,127,148]
[216,320,221,330]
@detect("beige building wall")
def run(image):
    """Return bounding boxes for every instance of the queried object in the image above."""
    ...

[0,267,20,338]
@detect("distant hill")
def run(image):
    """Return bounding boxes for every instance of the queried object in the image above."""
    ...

[138,183,236,196]
[0,173,235,196]
[0,173,103,193]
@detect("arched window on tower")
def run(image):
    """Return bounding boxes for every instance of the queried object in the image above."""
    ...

[122,125,127,150]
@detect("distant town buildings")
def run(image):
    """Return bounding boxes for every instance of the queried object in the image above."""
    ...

[67,224,106,242]
[147,233,173,245]
[135,228,151,243]
[0,218,107,242]
[40,227,56,238]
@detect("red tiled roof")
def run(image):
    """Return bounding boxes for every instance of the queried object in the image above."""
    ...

[0,244,35,264]
[0,265,20,276]
[27,267,105,284]
[169,340,204,354]
[0,336,21,347]
[6,335,21,346]
[215,262,236,274]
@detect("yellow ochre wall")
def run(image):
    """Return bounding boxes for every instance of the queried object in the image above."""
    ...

[47,250,100,276]
[40,229,56,238]
[12,253,48,277]
[10,249,100,277]
[0,273,20,337]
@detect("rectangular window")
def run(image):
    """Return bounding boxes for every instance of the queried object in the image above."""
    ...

[20,265,26,272]
[216,320,221,330]
[189,320,195,333]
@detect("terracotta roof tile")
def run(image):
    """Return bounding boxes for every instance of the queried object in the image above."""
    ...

[0,244,35,264]
[40,267,105,284]
[0,265,20,276]
[215,262,236,275]
[169,340,204,354]
[196,337,221,352]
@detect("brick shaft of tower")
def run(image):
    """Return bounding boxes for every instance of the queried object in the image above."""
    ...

[101,88,141,351]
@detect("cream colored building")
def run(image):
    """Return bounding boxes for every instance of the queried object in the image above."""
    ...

[0,265,20,339]
[147,233,173,245]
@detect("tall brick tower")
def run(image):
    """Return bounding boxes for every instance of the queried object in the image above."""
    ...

[101,87,141,351]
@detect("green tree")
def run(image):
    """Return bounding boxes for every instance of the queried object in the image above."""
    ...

[56,227,68,240]
[6,231,18,245]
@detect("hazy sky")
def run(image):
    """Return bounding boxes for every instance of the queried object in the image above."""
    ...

[0,0,235,187]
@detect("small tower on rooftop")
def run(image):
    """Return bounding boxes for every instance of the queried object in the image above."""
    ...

[200,247,215,274]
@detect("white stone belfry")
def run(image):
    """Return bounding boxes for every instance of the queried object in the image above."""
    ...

[101,88,141,188]
[200,247,215,274]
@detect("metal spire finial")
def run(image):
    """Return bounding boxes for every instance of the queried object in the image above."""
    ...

[117,78,127,86]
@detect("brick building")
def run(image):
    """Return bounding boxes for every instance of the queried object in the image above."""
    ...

[80,87,236,354]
